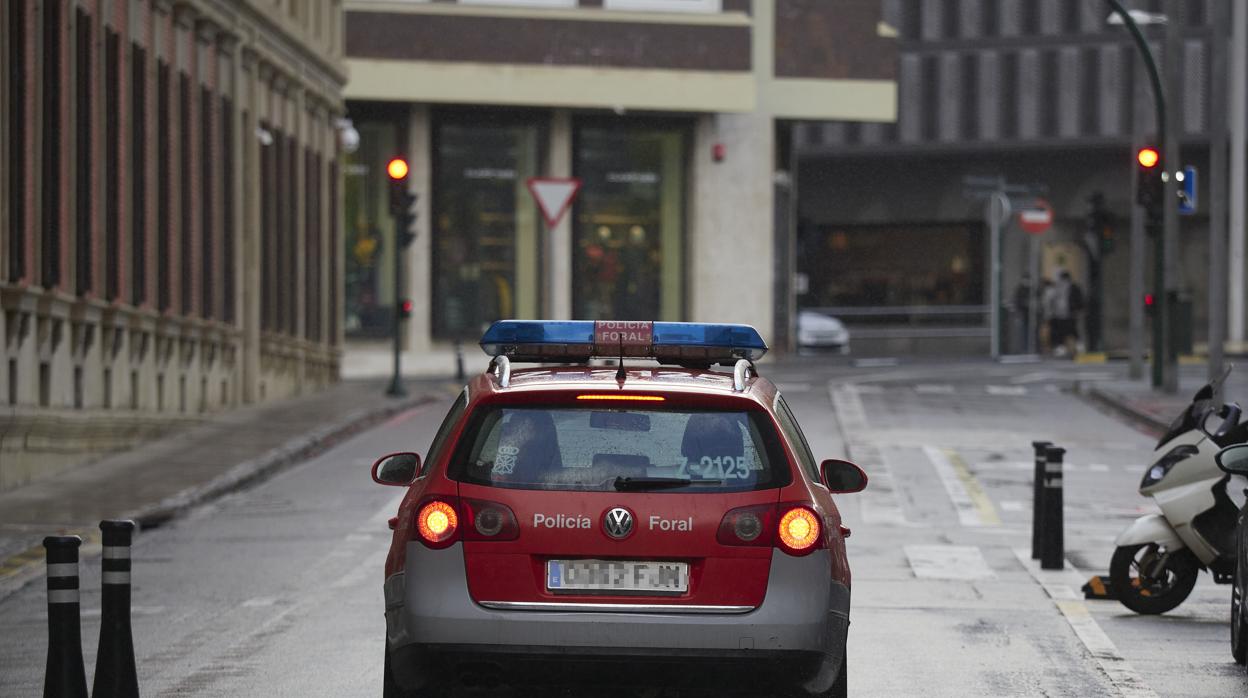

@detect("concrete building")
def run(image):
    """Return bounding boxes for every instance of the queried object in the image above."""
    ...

[340,0,897,374]
[795,0,1230,356]
[0,0,347,491]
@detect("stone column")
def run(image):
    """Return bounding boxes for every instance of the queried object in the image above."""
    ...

[405,105,433,354]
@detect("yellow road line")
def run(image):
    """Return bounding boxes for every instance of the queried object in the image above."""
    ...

[0,531,101,580]
[943,448,1002,526]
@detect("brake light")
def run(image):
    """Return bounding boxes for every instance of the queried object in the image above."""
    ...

[462,498,520,541]
[777,506,821,555]
[416,500,458,548]
[575,394,665,402]
[717,504,776,547]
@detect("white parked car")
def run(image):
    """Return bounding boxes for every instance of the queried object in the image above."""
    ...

[798,310,850,354]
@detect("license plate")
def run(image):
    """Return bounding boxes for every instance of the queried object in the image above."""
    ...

[546,560,689,595]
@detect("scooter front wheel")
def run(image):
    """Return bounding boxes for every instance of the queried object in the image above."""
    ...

[1109,543,1199,615]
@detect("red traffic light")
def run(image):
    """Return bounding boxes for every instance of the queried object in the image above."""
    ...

[398,299,413,318]
[1144,293,1155,307]
[1137,147,1160,169]
[386,158,409,180]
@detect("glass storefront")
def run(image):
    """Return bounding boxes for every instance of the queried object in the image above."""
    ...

[797,223,985,307]
[572,122,686,321]
[343,120,398,338]
[432,115,542,340]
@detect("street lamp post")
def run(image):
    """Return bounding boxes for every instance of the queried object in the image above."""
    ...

[1106,0,1176,392]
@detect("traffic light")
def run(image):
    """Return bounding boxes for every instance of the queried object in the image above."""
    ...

[398,298,413,319]
[1136,146,1163,220]
[1144,293,1156,317]
[387,157,418,248]
[1085,193,1115,255]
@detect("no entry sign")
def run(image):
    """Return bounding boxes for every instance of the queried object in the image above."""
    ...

[1018,198,1053,235]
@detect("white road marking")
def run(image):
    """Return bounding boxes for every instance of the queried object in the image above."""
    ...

[242,597,278,608]
[1088,463,1110,473]
[853,357,900,368]
[986,385,1028,396]
[999,500,1026,512]
[1011,371,1057,384]
[830,383,908,525]
[924,446,999,526]
[854,384,885,394]
[915,384,956,394]
[1012,548,1157,698]
[905,545,996,580]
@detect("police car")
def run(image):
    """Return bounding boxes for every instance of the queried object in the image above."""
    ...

[372,321,867,697]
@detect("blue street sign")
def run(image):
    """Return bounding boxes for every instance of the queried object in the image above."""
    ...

[1178,165,1197,215]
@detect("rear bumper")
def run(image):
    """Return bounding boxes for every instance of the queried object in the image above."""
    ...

[385,543,849,691]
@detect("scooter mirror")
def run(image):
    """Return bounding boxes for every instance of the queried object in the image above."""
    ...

[1215,444,1248,476]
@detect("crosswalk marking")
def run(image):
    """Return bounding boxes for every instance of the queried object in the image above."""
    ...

[830,383,908,525]
[905,544,996,580]
[986,384,1029,396]
[914,384,955,394]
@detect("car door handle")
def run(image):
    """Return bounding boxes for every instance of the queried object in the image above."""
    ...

[838,525,852,538]
[388,517,399,531]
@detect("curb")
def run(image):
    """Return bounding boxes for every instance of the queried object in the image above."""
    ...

[0,391,438,604]
[1074,383,1167,438]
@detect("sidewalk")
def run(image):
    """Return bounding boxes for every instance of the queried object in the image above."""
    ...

[1077,362,1248,434]
[0,377,455,600]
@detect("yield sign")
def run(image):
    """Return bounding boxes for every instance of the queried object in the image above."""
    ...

[1018,198,1053,235]
[526,177,582,228]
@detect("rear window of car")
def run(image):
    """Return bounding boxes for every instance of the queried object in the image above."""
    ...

[447,405,791,493]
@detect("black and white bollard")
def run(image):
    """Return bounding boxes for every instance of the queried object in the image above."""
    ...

[1040,446,1066,570]
[43,535,87,698]
[1030,440,1052,560]
[93,520,139,698]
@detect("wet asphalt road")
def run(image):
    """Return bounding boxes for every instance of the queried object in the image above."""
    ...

[1,358,1247,696]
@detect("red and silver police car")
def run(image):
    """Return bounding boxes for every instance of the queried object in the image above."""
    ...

[372,321,867,697]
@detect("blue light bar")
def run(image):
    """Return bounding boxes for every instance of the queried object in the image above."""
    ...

[479,320,767,363]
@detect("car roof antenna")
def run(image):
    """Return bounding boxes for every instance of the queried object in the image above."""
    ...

[615,337,627,383]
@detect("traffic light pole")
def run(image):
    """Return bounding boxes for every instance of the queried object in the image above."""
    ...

[1107,0,1174,392]
[387,215,406,398]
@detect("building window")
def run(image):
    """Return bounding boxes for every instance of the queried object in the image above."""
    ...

[343,119,398,338]
[74,10,92,296]
[305,147,321,341]
[431,115,543,340]
[201,87,214,320]
[572,121,686,322]
[7,1,27,283]
[105,29,121,301]
[157,61,172,312]
[224,101,237,324]
[179,72,192,315]
[329,158,339,341]
[41,0,63,289]
[260,122,276,332]
[131,44,147,306]
[797,224,985,308]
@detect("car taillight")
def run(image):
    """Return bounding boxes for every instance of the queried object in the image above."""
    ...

[776,506,821,556]
[717,504,776,547]
[462,498,519,541]
[416,500,458,548]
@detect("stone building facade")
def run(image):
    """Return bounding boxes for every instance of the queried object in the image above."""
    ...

[0,0,347,490]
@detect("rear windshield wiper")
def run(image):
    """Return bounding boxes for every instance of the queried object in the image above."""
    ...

[613,476,693,492]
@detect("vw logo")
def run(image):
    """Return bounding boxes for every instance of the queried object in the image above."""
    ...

[602,507,634,540]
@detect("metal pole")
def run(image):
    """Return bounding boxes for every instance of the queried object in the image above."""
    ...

[1129,86,1146,379]
[1027,236,1040,355]
[988,189,1009,359]
[1210,0,1230,392]
[1162,0,1182,394]
[1232,0,1248,346]
[386,211,406,398]
[1107,0,1168,386]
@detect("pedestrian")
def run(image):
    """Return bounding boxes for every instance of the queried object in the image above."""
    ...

[1044,274,1071,357]
[1012,274,1034,354]
[1064,271,1086,354]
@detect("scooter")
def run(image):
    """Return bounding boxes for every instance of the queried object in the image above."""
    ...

[1110,369,1248,614]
